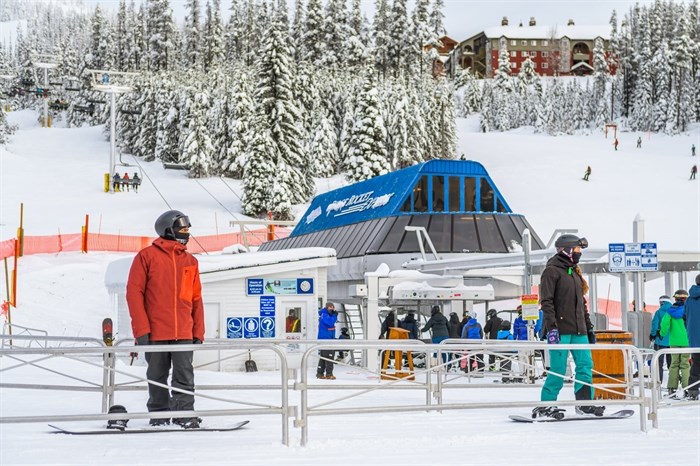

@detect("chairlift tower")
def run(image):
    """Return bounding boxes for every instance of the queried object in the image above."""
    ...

[86,69,139,194]
[33,54,58,127]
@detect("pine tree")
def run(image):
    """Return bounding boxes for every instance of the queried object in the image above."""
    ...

[302,0,324,65]
[243,118,276,217]
[183,90,214,177]
[409,0,431,76]
[387,0,409,74]
[184,0,202,68]
[372,0,390,75]
[322,0,350,68]
[308,110,338,177]
[148,0,176,72]
[255,22,314,202]
[345,74,390,182]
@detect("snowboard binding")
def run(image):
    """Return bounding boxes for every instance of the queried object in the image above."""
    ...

[106,405,129,430]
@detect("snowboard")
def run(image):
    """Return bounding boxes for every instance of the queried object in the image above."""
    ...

[48,420,249,435]
[509,409,634,423]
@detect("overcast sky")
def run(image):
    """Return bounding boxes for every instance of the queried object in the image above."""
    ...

[85,0,654,40]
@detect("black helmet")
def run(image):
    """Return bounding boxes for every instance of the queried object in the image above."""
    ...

[487,309,497,319]
[500,320,511,331]
[673,289,688,302]
[155,210,191,241]
[555,234,588,249]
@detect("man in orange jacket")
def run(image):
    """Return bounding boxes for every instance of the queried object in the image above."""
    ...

[127,210,205,429]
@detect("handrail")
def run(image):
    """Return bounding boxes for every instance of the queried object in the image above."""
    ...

[648,346,700,428]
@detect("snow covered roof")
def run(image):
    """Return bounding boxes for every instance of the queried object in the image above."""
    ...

[481,25,610,41]
[104,247,337,288]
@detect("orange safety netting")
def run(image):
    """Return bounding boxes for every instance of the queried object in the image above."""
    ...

[0,228,291,260]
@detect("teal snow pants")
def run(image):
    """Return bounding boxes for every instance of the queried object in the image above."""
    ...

[541,334,594,401]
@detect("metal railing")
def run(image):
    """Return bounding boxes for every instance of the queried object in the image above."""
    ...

[648,346,700,428]
[4,335,698,445]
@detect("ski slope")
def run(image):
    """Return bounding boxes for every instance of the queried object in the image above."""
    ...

[0,110,699,465]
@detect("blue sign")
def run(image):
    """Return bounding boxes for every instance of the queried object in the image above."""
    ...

[260,296,276,316]
[226,317,243,339]
[609,242,658,272]
[297,278,314,295]
[243,317,260,338]
[247,279,264,295]
[260,316,275,338]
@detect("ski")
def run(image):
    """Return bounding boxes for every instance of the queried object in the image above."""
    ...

[48,420,249,435]
[509,409,634,423]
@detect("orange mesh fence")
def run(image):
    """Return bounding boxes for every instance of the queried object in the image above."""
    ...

[0,228,291,259]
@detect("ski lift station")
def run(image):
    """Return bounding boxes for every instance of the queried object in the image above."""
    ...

[105,159,698,371]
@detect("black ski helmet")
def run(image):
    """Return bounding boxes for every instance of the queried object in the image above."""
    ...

[155,210,191,240]
[673,289,688,302]
[487,309,498,319]
[500,320,511,331]
[555,234,588,250]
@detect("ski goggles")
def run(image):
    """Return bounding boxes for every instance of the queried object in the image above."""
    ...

[173,215,191,230]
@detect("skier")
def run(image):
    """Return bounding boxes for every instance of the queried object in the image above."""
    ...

[126,210,204,429]
[660,290,690,398]
[650,295,673,385]
[317,302,338,379]
[122,172,130,192]
[112,172,121,192]
[533,234,604,419]
[132,172,140,193]
[583,166,591,181]
[692,144,696,156]
[613,138,619,151]
[636,137,642,149]
[690,165,697,180]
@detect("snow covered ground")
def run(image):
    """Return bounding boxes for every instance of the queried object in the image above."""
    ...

[1,110,699,465]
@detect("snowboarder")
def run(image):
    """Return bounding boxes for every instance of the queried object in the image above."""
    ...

[533,234,605,419]
[126,210,204,429]
[636,137,642,148]
[583,166,591,181]
[691,165,697,180]
[613,138,619,151]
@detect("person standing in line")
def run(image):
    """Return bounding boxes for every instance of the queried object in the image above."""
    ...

[636,137,642,148]
[483,309,502,370]
[421,305,449,368]
[400,311,419,340]
[649,295,673,385]
[583,166,591,181]
[379,310,397,339]
[447,312,462,371]
[660,290,690,398]
[533,234,605,419]
[685,274,700,400]
[461,310,484,373]
[459,311,470,337]
[316,302,338,380]
[497,320,515,382]
[690,164,697,180]
[127,210,204,429]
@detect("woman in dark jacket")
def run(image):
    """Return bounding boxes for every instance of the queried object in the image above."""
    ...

[448,312,461,338]
[533,234,604,419]
[421,305,450,366]
[379,310,397,339]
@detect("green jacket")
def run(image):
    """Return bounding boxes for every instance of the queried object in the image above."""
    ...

[659,304,688,347]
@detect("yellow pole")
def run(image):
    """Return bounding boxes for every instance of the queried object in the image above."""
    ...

[104,173,110,193]
[17,203,24,257]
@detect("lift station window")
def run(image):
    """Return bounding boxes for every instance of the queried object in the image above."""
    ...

[432,175,445,212]
[480,178,495,212]
[464,177,476,211]
[448,176,461,211]
[413,176,429,212]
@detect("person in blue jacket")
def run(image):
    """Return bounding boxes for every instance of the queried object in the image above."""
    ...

[317,302,338,380]
[514,305,543,341]
[686,274,700,400]
[461,311,484,372]
[650,295,673,384]
[497,320,515,382]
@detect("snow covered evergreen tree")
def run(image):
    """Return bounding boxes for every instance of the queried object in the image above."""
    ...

[387,0,409,74]
[243,119,276,217]
[183,0,202,68]
[308,110,339,177]
[182,90,214,177]
[302,0,325,65]
[345,73,390,182]
[148,0,176,71]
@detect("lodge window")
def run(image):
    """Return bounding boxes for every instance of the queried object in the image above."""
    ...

[522,51,528,57]
[542,40,549,46]
[510,40,516,46]
[480,178,495,211]
[531,40,537,46]
[542,51,549,57]
[464,177,476,211]
[510,62,516,68]
[521,40,527,46]
[413,176,429,212]
[510,51,517,57]
[542,62,549,68]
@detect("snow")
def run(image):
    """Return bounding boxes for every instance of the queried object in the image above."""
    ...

[481,24,611,40]
[1,110,699,464]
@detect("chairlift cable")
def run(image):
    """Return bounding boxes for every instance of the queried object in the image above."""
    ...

[218,176,244,203]
[193,178,241,221]
[121,154,210,255]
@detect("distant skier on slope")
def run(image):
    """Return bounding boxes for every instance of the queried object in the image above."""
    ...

[613,138,619,151]
[691,165,697,180]
[636,137,642,149]
[583,166,591,181]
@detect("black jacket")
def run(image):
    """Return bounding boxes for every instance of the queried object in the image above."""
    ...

[400,315,419,339]
[380,312,397,339]
[540,253,593,336]
[421,312,449,338]
[448,313,461,338]
[484,315,502,339]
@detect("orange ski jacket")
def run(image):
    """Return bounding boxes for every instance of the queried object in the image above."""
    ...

[126,238,204,342]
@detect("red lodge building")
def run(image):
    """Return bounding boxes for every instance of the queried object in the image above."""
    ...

[447,17,611,78]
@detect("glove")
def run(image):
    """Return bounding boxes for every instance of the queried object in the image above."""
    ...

[193,338,202,344]
[135,334,150,346]
[546,328,560,345]
[649,334,655,342]
[588,331,596,344]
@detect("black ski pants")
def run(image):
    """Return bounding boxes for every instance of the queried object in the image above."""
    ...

[654,344,672,384]
[689,352,700,395]
[145,340,195,413]
[317,349,335,376]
